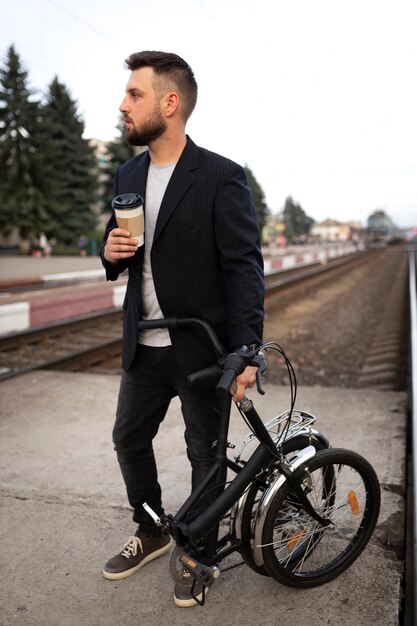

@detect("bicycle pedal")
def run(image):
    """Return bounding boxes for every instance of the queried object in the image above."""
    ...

[179,554,220,587]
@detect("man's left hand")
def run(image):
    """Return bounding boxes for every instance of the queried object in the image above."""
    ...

[231,366,257,403]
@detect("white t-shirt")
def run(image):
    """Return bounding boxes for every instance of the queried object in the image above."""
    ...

[138,161,176,347]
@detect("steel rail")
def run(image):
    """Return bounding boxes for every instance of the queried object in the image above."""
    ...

[0,308,123,381]
[408,244,417,625]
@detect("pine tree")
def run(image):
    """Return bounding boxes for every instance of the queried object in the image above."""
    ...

[40,76,98,244]
[244,165,269,239]
[282,196,314,242]
[0,45,49,241]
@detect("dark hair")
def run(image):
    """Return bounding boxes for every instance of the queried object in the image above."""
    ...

[125,51,198,120]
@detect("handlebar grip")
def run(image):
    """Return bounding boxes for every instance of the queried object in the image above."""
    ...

[187,364,223,387]
[215,352,249,397]
[137,318,177,330]
[215,367,238,397]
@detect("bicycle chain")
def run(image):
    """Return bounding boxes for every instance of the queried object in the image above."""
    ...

[221,559,245,573]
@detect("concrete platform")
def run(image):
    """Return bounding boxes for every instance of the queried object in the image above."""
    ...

[0,256,127,335]
[0,280,127,334]
[0,255,104,285]
[0,372,406,626]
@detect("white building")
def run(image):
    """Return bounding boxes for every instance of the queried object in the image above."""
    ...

[311,219,362,242]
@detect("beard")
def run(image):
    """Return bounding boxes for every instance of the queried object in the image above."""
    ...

[125,107,166,146]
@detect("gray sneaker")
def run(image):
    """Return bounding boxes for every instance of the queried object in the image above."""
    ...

[103,531,171,580]
[174,570,208,607]
[170,546,218,608]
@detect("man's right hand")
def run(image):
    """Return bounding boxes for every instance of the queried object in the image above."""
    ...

[104,228,139,264]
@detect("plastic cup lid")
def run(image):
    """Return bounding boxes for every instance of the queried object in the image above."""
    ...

[111,193,144,210]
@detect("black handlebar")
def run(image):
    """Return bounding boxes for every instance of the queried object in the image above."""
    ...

[137,317,265,397]
[137,317,226,358]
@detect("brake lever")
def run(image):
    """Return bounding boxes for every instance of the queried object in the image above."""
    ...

[253,352,266,395]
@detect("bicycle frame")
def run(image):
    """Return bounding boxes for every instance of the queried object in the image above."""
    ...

[138,317,330,566]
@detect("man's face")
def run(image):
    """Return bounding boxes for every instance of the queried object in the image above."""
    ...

[119,67,166,146]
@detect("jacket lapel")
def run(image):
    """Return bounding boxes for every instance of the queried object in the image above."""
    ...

[153,137,198,244]
[132,150,150,200]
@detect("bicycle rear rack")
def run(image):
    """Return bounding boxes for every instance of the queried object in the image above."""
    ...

[234,409,318,463]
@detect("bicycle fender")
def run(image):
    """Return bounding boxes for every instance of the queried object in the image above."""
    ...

[252,445,317,567]
[231,432,328,542]
[284,428,331,451]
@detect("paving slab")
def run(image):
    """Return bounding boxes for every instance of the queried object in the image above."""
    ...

[0,371,406,626]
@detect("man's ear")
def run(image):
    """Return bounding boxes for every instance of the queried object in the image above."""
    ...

[164,91,180,117]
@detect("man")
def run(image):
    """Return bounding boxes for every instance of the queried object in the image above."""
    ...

[101,51,264,607]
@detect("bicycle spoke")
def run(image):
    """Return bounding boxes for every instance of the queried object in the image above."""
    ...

[261,450,380,585]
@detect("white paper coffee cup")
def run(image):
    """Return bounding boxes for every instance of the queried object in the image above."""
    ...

[112,194,145,246]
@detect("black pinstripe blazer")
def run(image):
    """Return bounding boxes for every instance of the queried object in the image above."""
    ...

[101,136,264,374]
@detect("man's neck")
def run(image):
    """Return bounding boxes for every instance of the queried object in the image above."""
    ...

[148,131,187,166]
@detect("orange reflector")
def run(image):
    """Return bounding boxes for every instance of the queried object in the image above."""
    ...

[348,490,359,514]
[182,556,197,568]
[287,529,306,549]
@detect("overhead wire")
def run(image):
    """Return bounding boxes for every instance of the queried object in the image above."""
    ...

[41,0,121,46]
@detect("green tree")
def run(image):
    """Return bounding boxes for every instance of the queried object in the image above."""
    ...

[282,196,314,242]
[101,116,135,212]
[0,45,49,241]
[40,77,98,244]
[244,165,269,240]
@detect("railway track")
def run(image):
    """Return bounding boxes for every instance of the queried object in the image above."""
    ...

[264,244,409,390]
[0,309,123,380]
[0,247,409,387]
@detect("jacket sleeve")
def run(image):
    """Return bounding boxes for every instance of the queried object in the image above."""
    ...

[214,163,264,347]
[100,168,135,281]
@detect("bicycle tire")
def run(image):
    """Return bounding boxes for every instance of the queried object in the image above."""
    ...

[261,448,380,587]
[239,435,330,576]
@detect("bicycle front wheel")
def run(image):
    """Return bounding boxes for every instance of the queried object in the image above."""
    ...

[261,448,380,587]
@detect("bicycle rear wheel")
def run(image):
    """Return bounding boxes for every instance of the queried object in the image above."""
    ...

[261,448,380,587]
[239,435,330,576]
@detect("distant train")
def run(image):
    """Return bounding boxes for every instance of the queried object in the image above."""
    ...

[364,210,403,248]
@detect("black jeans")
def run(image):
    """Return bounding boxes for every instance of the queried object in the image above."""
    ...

[113,344,223,533]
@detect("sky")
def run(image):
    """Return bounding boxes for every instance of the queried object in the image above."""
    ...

[1,0,416,228]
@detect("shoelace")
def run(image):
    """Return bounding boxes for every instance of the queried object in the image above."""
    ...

[120,536,143,559]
